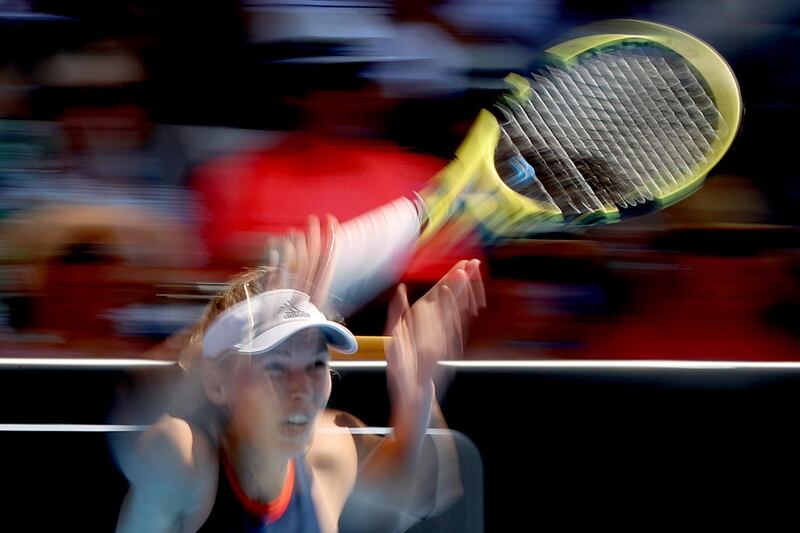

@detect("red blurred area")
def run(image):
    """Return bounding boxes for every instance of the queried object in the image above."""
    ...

[465,229,800,361]
[191,133,484,282]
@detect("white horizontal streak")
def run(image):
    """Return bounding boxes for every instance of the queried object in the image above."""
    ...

[0,358,177,368]
[333,360,800,370]
[0,424,452,435]
[0,424,149,432]
[2,359,799,371]
[440,360,800,370]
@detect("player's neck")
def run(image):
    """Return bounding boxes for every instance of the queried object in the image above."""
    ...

[224,440,292,502]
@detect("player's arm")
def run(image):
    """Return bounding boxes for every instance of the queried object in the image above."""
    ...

[339,403,463,524]
[306,409,360,531]
[115,415,217,533]
[345,260,484,524]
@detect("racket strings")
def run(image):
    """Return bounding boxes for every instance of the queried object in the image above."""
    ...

[539,68,655,204]
[616,55,712,166]
[580,57,687,195]
[498,100,596,216]
[532,71,634,208]
[495,46,726,223]
[494,127,559,209]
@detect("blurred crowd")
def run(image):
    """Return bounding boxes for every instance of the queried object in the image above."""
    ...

[1,0,799,359]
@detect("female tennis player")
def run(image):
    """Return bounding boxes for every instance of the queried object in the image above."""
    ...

[113,215,484,533]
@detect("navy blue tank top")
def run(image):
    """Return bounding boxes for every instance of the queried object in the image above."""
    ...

[198,454,322,533]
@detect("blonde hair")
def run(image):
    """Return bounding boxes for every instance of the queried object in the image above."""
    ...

[178,266,280,371]
[148,266,281,441]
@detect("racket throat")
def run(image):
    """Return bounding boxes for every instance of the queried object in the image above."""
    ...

[420,110,565,241]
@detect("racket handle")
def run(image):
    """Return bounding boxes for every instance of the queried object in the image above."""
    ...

[330,196,424,317]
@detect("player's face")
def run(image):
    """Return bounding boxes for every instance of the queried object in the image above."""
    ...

[226,330,332,454]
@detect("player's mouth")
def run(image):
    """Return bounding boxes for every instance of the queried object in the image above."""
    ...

[281,413,312,435]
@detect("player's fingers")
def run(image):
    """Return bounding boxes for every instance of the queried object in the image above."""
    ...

[265,235,281,269]
[385,283,408,336]
[305,215,321,289]
[280,233,297,289]
[465,259,486,310]
[440,265,471,316]
[388,311,413,393]
[293,230,309,293]
[429,285,463,389]
[441,285,464,362]
[310,214,339,305]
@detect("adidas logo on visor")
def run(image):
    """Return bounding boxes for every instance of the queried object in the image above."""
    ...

[278,301,311,319]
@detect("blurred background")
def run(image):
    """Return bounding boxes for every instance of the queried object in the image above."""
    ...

[1,0,799,361]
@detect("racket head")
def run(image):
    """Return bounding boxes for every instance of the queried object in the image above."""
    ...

[545,19,742,207]
[421,19,742,241]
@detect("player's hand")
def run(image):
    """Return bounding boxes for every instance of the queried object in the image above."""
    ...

[384,259,485,427]
[265,214,340,306]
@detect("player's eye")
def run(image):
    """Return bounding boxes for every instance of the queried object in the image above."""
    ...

[308,359,329,372]
[263,363,286,376]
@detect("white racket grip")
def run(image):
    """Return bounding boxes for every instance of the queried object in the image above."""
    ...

[330,196,424,317]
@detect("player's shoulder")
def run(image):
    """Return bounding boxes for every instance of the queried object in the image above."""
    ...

[123,415,218,494]
[308,409,385,491]
[308,411,361,490]
[116,415,220,532]
[309,409,360,469]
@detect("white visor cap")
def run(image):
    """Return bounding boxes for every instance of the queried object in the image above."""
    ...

[202,289,358,359]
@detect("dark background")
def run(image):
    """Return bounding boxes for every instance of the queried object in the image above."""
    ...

[3,364,800,531]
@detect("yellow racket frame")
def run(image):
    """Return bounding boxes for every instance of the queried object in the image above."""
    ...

[419,19,742,242]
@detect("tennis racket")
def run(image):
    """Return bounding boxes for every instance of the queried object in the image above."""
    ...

[418,19,742,241]
[220,19,742,355]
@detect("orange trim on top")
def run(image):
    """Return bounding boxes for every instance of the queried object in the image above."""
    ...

[222,454,295,524]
